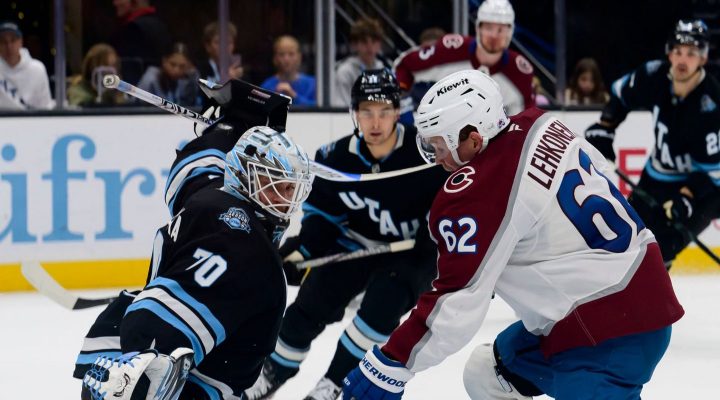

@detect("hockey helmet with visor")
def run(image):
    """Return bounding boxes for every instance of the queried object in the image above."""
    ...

[415,69,509,166]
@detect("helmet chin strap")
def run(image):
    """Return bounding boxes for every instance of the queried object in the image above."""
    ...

[449,131,489,166]
[351,108,361,138]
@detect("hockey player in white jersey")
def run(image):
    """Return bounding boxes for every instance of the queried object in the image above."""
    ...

[342,70,684,399]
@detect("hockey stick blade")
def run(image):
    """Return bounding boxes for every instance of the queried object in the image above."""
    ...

[613,167,720,266]
[103,74,439,182]
[296,239,415,269]
[20,261,117,310]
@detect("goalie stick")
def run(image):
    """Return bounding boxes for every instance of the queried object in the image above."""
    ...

[102,74,437,182]
[20,261,117,310]
[21,240,416,310]
[613,167,719,266]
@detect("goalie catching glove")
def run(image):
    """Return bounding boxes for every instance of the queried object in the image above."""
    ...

[342,345,414,400]
[81,348,193,400]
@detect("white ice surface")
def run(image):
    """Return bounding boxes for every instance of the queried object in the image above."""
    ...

[1,275,718,399]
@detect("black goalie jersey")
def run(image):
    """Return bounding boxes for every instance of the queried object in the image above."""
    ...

[295,123,449,259]
[73,128,288,398]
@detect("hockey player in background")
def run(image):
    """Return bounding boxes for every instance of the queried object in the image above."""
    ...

[585,19,720,269]
[343,69,684,399]
[393,0,534,120]
[73,79,315,400]
[244,69,447,400]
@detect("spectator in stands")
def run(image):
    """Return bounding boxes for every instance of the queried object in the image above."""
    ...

[331,17,387,107]
[418,27,446,47]
[0,21,52,110]
[261,35,316,106]
[565,57,609,105]
[68,43,126,107]
[197,21,244,85]
[111,0,172,85]
[532,76,552,106]
[137,42,200,107]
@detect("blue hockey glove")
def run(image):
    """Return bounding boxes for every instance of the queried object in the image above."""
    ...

[584,122,616,162]
[663,192,694,222]
[343,345,414,400]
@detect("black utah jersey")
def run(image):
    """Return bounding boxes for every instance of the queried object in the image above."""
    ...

[602,60,720,188]
[296,123,449,258]
[74,127,288,398]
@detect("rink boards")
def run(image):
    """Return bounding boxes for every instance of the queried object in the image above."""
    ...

[1,111,718,291]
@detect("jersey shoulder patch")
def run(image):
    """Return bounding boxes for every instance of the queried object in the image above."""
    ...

[644,60,664,75]
[514,54,534,75]
[441,34,466,49]
[218,207,252,232]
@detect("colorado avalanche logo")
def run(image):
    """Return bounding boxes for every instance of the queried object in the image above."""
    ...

[219,207,251,232]
[442,34,464,49]
[444,166,475,193]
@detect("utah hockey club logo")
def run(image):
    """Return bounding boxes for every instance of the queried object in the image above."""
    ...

[219,207,251,232]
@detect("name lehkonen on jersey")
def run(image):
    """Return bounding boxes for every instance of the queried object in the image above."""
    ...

[527,120,576,190]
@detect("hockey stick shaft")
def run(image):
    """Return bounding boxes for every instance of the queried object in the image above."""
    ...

[20,261,117,310]
[613,168,720,265]
[296,239,415,269]
[103,74,214,126]
[102,74,438,182]
[20,240,417,310]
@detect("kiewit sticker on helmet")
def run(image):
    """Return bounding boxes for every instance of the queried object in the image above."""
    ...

[516,55,533,74]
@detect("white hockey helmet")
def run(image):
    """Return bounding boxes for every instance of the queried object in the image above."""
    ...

[415,69,509,165]
[224,126,314,221]
[476,0,515,45]
[476,0,515,26]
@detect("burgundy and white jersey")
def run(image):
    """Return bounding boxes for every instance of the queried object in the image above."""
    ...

[382,108,684,372]
[393,34,535,115]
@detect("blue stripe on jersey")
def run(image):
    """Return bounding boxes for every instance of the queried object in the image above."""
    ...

[611,73,631,107]
[148,277,227,345]
[125,299,205,365]
[339,332,367,359]
[165,149,227,193]
[692,161,720,185]
[643,161,687,182]
[269,352,302,369]
[167,165,224,213]
[187,375,222,400]
[353,316,390,343]
[301,203,347,226]
[75,351,122,365]
[337,237,363,251]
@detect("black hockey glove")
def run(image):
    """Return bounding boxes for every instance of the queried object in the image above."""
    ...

[279,236,308,286]
[584,123,616,162]
[663,192,694,222]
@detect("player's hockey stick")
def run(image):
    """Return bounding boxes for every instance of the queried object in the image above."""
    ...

[102,74,437,182]
[20,241,417,310]
[20,261,117,310]
[295,239,416,269]
[613,168,720,265]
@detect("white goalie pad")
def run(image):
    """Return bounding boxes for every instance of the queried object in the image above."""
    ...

[81,347,193,400]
